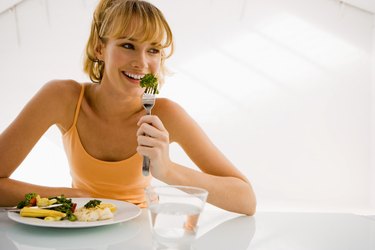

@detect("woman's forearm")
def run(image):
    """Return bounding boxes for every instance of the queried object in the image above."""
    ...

[159,163,256,215]
[0,177,91,206]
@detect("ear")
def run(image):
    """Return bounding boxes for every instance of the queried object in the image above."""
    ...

[95,40,105,61]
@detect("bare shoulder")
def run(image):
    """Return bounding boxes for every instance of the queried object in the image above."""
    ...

[154,98,189,122]
[35,79,83,131]
[37,79,82,113]
[154,98,200,142]
[40,79,81,100]
[154,98,182,112]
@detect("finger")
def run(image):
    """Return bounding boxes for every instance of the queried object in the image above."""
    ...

[137,144,159,158]
[137,134,157,147]
[136,115,169,145]
[136,123,160,137]
[137,123,169,141]
[137,115,166,131]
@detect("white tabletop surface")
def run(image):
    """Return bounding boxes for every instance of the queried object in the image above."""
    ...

[1,208,374,250]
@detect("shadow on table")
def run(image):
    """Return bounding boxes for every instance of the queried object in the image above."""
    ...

[5,218,141,250]
[193,215,256,250]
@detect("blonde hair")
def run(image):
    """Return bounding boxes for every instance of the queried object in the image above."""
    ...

[83,0,174,83]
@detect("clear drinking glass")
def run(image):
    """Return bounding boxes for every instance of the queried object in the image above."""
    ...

[145,185,208,250]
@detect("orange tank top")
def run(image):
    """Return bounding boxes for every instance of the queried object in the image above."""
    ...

[62,84,151,207]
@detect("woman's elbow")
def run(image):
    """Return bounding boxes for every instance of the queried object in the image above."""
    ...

[232,182,256,215]
[246,200,257,216]
[244,193,257,216]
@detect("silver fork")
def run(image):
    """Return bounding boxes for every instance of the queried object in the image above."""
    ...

[142,92,156,176]
[0,203,63,212]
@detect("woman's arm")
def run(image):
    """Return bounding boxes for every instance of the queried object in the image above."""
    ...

[0,80,90,206]
[137,99,256,215]
[0,178,91,206]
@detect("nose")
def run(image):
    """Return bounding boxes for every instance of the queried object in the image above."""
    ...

[131,51,148,69]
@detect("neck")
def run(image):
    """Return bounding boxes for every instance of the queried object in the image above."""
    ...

[88,83,143,121]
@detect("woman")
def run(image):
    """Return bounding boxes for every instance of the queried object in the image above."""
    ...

[0,0,256,215]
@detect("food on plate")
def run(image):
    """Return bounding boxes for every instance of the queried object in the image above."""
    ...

[16,193,37,208]
[74,199,117,222]
[44,216,65,221]
[15,193,117,222]
[84,199,102,208]
[40,194,78,221]
[20,207,66,219]
[140,73,159,94]
[36,195,57,207]
[74,206,113,222]
[83,199,117,212]
[16,193,77,221]
[98,203,117,213]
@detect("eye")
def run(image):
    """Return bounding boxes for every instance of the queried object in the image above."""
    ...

[122,43,134,49]
[148,48,160,54]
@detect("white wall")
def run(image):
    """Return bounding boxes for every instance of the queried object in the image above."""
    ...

[371,15,375,209]
[0,0,374,213]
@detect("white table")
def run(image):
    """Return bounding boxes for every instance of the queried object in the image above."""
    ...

[1,209,374,249]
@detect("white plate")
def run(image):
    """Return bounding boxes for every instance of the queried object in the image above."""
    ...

[7,198,141,228]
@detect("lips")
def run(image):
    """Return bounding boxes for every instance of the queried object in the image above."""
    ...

[123,71,145,80]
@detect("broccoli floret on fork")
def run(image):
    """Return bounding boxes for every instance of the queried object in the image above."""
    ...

[140,73,159,94]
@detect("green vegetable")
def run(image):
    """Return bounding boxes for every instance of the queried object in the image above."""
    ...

[17,193,37,208]
[49,195,77,221]
[84,199,102,209]
[140,73,159,94]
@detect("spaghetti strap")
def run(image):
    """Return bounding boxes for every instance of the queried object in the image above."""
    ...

[72,84,85,126]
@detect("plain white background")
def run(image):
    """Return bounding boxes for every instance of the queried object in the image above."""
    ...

[0,0,374,213]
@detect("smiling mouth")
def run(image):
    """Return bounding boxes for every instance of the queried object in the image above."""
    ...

[123,71,145,80]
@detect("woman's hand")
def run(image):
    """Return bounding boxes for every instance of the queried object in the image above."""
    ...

[136,115,171,178]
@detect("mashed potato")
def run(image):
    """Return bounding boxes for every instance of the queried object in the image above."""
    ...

[74,207,114,222]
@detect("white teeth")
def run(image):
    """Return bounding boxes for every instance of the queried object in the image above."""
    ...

[124,72,144,80]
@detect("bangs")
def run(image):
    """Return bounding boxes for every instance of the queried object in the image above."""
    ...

[103,1,172,52]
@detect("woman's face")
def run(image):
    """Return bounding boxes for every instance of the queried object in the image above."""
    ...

[99,35,162,95]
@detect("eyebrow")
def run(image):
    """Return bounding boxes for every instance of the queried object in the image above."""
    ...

[117,36,136,41]
[118,37,161,46]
